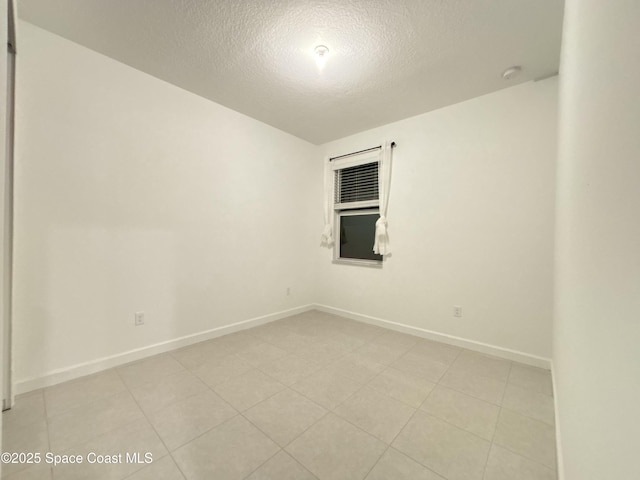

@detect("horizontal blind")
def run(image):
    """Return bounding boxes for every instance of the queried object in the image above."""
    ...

[334,161,379,205]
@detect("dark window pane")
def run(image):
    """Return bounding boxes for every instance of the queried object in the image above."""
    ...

[340,214,383,261]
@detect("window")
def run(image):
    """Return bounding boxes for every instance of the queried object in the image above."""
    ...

[322,141,392,264]
[331,152,383,266]
[338,209,383,262]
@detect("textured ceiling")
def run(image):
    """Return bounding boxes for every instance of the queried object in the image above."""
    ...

[18,0,564,144]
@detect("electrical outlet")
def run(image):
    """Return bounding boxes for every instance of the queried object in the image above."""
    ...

[134,312,145,326]
[286,287,291,296]
[453,306,463,318]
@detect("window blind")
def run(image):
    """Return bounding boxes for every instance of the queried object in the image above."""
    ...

[334,161,379,206]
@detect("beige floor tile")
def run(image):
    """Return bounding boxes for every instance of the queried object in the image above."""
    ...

[502,384,555,425]
[213,331,263,353]
[293,341,349,366]
[365,448,444,480]
[125,455,185,480]
[48,391,145,451]
[213,369,286,411]
[146,390,237,451]
[1,418,48,452]
[419,386,500,440]
[44,370,127,418]
[334,387,415,444]
[371,331,420,349]
[117,354,185,389]
[3,391,46,430]
[493,409,557,469]
[287,317,336,334]
[291,369,363,410]
[484,444,556,480]
[172,416,279,480]
[285,413,387,480]
[392,411,490,480]
[405,340,461,365]
[439,369,506,405]
[281,313,325,329]
[391,353,449,383]
[130,370,209,414]
[367,368,435,408]
[245,451,317,480]
[320,332,366,351]
[338,323,388,342]
[247,323,292,343]
[265,331,316,353]
[285,309,332,322]
[52,418,167,480]
[355,342,409,365]
[448,351,512,381]
[509,365,554,396]
[237,342,289,366]
[3,464,53,480]
[1,420,49,477]
[323,353,385,383]
[170,341,235,370]
[244,389,327,447]
[258,355,322,386]
[192,355,253,387]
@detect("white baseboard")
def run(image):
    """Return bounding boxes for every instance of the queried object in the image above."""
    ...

[15,304,315,394]
[16,302,552,394]
[551,361,564,480]
[314,304,552,369]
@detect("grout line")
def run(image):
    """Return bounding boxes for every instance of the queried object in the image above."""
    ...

[112,366,176,474]
[236,445,282,480]
[47,390,147,454]
[356,386,426,480]
[417,409,496,444]
[168,452,189,480]
[237,390,328,479]
[489,440,558,473]
[362,408,418,478]
[40,370,126,420]
[364,371,424,410]
[162,411,242,456]
[360,445,389,479]
[498,362,513,406]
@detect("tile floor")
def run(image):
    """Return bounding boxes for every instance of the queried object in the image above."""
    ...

[1,310,557,480]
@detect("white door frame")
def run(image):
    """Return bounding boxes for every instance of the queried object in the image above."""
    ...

[2,0,16,411]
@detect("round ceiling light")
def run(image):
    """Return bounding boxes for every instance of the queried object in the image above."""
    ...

[314,45,329,70]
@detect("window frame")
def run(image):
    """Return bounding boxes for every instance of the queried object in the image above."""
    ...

[330,151,383,267]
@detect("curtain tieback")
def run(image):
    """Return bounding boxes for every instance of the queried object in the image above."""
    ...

[375,216,388,236]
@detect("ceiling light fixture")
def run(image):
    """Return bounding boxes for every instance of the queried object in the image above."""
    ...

[502,66,522,80]
[314,45,329,70]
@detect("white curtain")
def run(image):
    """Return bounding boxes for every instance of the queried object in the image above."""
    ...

[320,156,334,246]
[373,141,393,255]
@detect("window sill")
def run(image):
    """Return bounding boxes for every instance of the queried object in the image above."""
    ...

[332,258,383,269]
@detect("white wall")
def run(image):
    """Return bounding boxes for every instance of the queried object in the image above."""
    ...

[317,78,558,360]
[13,22,319,387]
[554,1,640,478]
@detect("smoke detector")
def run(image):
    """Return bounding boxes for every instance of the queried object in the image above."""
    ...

[502,66,522,80]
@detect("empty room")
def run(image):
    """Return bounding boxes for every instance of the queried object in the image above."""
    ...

[0,1,638,479]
